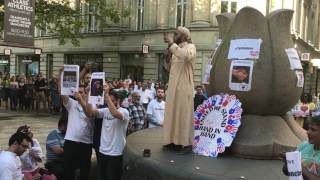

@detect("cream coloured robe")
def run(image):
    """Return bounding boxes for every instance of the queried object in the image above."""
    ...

[163,41,196,146]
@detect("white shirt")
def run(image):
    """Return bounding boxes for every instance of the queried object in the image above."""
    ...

[0,151,24,180]
[98,107,129,156]
[64,97,94,144]
[140,89,153,104]
[20,139,44,172]
[147,99,165,128]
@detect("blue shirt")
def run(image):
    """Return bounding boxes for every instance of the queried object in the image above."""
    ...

[46,129,65,162]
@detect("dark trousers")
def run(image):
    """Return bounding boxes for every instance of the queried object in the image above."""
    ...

[45,161,64,180]
[98,153,123,180]
[64,140,92,180]
[9,90,17,110]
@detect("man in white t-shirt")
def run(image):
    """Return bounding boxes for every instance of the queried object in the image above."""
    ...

[0,132,37,180]
[140,83,154,110]
[59,67,93,180]
[147,87,166,128]
[77,83,129,180]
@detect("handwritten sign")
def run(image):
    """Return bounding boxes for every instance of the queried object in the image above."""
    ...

[193,94,242,157]
[286,151,303,180]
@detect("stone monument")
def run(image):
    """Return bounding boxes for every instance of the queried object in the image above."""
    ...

[208,7,307,159]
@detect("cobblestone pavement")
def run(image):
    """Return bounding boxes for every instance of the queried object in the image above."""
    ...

[0,109,60,154]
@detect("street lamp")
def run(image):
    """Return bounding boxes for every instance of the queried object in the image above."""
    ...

[311,59,320,96]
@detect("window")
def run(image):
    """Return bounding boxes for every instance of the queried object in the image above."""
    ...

[88,4,97,32]
[221,0,237,13]
[231,2,237,13]
[221,1,228,13]
[176,0,187,26]
[65,54,103,72]
[137,0,144,31]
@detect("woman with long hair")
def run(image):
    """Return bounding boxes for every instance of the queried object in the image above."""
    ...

[2,73,10,109]
[9,76,18,110]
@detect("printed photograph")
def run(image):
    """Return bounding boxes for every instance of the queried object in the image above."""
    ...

[90,79,103,96]
[62,71,77,88]
[231,66,250,84]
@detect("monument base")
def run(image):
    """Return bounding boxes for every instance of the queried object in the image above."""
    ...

[123,128,289,180]
[231,114,307,159]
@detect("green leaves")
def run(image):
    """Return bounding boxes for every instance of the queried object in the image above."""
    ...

[1,0,128,46]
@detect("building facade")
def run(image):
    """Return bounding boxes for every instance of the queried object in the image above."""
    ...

[0,0,317,90]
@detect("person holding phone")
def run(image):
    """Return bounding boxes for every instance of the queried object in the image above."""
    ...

[282,115,320,180]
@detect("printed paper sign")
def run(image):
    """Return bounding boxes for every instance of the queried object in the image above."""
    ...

[89,72,105,106]
[228,39,262,59]
[229,60,254,91]
[61,65,79,96]
[202,39,222,84]
[193,94,242,157]
[286,48,303,70]
[202,63,212,85]
[286,151,303,180]
[296,71,304,88]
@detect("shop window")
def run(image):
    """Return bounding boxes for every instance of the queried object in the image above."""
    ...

[64,54,103,72]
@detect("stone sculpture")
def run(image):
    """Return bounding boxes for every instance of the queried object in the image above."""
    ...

[208,7,307,159]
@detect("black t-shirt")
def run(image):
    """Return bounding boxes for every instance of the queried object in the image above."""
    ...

[194,94,206,110]
[34,78,46,91]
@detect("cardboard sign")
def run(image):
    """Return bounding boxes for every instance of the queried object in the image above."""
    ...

[286,151,303,180]
[229,60,254,91]
[61,65,79,96]
[193,94,242,157]
[228,39,262,59]
[88,72,105,106]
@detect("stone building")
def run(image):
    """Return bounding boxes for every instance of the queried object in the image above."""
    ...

[0,0,269,84]
[0,0,317,91]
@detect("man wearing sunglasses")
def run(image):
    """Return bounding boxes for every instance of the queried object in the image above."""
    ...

[58,67,94,180]
[0,132,36,180]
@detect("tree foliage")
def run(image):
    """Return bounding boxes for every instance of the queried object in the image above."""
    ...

[1,0,129,46]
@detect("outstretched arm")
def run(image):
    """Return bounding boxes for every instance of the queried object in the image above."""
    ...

[75,92,99,119]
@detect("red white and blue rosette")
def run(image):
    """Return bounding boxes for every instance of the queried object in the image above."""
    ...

[193,94,242,157]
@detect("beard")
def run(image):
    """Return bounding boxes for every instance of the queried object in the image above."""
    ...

[174,36,183,44]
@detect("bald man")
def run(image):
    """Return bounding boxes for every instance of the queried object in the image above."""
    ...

[163,26,196,153]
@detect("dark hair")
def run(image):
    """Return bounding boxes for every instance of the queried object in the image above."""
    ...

[79,84,87,89]
[311,115,320,126]
[16,125,34,146]
[109,90,122,101]
[157,86,165,91]
[16,125,30,134]
[195,85,202,89]
[58,112,68,127]
[8,132,32,146]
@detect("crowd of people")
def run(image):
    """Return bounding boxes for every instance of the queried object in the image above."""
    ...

[0,62,209,180]
[0,72,59,112]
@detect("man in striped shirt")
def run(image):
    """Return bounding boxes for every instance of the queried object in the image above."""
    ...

[45,114,67,180]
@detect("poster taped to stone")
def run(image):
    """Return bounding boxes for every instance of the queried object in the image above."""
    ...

[227,39,262,59]
[229,60,254,91]
[61,65,79,96]
[295,71,304,88]
[285,151,303,180]
[89,72,105,106]
[285,48,303,70]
